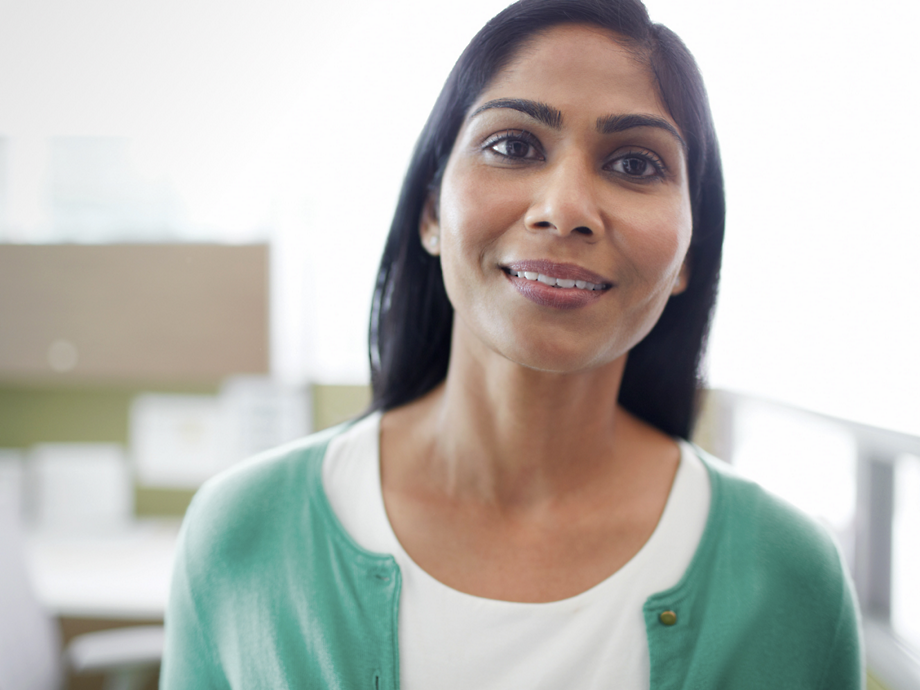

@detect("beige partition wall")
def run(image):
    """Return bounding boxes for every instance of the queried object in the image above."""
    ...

[0,244,269,385]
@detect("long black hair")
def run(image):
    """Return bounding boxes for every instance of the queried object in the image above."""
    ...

[368,0,725,440]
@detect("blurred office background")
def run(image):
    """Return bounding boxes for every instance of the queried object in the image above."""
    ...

[0,0,918,687]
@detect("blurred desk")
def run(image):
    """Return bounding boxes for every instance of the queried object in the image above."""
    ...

[24,519,181,620]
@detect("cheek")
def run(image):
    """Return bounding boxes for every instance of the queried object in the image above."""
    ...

[439,161,523,242]
[617,195,692,285]
[437,162,525,285]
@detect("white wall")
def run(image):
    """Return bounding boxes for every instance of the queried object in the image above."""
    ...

[647,0,920,435]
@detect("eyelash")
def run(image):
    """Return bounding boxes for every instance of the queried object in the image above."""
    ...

[606,149,667,179]
[482,130,667,180]
[482,130,544,161]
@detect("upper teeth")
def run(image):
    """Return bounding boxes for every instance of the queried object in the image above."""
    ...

[514,271,604,291]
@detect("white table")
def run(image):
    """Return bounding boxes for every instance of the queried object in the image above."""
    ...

[24,519,181,620]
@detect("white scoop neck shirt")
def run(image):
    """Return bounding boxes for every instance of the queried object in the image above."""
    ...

[323,412,710,690]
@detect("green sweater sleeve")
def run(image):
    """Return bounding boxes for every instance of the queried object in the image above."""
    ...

[817,565,864,690]
[159,427,401,689]
[159,493,231,689]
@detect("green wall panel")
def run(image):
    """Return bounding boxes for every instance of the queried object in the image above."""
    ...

[1,383,370,517]
[0,384,216,449]
[0,386,133,447]
[135,487,197,517]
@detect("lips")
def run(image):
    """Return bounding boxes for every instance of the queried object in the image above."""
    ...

[508,270,605,291]
[501,260,613,309]
[502,260,613,287]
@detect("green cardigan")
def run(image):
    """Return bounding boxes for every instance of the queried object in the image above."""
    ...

[161,423,863,689]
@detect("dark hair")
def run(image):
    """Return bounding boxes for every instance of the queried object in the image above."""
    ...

[368,0,725,440]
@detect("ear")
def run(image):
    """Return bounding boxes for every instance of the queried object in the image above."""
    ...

[671,256,691,296]
[419,195,441,256]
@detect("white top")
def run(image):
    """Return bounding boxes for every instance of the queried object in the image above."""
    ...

[323,412,711,690]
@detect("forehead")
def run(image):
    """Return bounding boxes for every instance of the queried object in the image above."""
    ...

[475,24,671,126]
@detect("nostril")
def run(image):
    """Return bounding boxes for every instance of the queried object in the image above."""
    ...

[574,226,593,235]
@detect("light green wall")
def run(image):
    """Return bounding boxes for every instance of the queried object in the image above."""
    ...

[135,486,198,517]
[312,384,372,431]
[0,383,217,448]
[867,669,891,690]
[0,383,217,516]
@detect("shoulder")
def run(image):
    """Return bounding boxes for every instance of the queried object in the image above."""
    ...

[648,447,863,688]
[697,447,863,683]
[178,422,352,576]
[695,446,848,593]
[164,420,401,686]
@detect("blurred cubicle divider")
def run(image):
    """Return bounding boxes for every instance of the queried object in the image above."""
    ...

[0,242,271,689]
[0,242,271,515]
[0,244,375,518]
[0,243,269,383]
[0,241,374,518]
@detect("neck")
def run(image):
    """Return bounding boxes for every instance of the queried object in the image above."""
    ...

[402,319,655,509]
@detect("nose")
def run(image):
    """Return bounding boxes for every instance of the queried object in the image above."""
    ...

[524,154,604,238]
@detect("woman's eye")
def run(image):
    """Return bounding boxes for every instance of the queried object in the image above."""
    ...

[485,133,542,160]
[608,153,663,178]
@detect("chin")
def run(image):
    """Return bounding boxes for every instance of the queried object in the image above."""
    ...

[499,337,622,375]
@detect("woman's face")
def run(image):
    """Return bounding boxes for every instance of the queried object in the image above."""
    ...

[422,24,692,374]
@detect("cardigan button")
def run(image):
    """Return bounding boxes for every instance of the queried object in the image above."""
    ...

[659,610,678,626]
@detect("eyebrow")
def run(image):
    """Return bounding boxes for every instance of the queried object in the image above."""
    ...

[469,98,563,129]
[596,113,686,150]
[469,98,686,150]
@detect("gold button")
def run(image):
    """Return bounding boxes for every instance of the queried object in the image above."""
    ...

[659,610,677,626]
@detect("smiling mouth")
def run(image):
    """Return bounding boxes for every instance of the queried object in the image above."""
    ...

[500,260,614,292]
[501,262,611,309]
[504,268,609,292]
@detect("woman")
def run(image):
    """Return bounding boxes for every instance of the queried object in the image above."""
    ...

[162,0,862,687]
